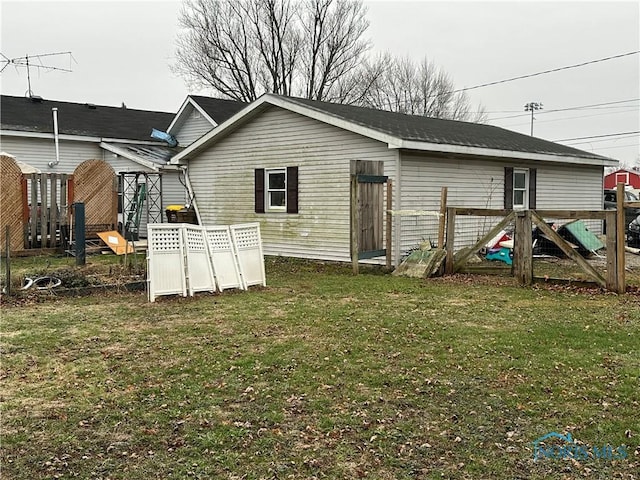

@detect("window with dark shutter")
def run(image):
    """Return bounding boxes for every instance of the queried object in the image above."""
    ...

[255,167,299,214]
[528,168,537,209]
[286,166,298,214]
[255,168,265,213]
[504,166,537,210]
[504,167,514,209]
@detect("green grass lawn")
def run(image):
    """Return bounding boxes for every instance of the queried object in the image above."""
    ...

[1,258,639,479]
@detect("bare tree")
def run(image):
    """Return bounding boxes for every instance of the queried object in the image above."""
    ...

[298,0,370,102]
[174,0,371,102]
[356,54,487,122]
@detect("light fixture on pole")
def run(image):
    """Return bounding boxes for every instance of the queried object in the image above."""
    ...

[524,102,543,136]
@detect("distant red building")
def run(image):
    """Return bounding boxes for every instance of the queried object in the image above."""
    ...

[604,168,640,189]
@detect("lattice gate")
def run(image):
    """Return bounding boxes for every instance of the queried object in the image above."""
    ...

[0,155,25,253]
[73,159,118,238]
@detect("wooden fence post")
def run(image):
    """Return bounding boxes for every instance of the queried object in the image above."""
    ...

[513,210,533,286]
[438,187,448,249]
[350,174,359,275]
[4,226,10,296]
[445,207,456,274]
[386,179,392,270]
[616,182,626,293]
[605,210,619,293]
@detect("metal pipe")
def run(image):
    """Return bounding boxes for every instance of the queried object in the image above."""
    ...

[49,107,60,167]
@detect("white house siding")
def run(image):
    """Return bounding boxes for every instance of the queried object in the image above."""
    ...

[173,107,214,146]
[399,154,604,254]
[536,163,604,234]
[188,106,396,262]
[399,154,506,254]
[1,135,103,173]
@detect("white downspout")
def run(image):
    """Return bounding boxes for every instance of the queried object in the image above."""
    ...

[48,108,60,168]
[182,165,201,224]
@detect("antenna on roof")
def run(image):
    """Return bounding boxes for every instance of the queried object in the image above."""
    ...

[0,51,76,97]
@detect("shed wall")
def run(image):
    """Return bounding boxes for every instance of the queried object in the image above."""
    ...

[399,153,604,254]
[188,106,396,262]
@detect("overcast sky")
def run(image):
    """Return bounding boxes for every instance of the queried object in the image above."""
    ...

[1,1,639,165]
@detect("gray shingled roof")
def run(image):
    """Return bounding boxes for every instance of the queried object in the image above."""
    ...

[1,95,175,141]
[283,96,610,161]
[188,95,247,124]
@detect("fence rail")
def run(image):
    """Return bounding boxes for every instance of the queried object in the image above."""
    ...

[444,206,624,293]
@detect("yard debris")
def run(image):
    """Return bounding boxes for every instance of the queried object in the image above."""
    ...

[97,230,134,255]
[557,220,604,257]
[485,230,513,265]
[393,243,446,278]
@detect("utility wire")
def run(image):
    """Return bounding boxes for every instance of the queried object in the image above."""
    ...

[554,131,640,142]
[565,134,640,146]
[501,107,639,128]
[453,51,639,95]
[487,98,640,122]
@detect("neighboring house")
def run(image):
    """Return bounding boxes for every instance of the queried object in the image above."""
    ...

[167,95,247,147]
[0,93,187,202]
[604,168,640,190]
[171,94,618,265]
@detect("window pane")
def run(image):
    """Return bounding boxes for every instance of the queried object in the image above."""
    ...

[514,172,526,189]
[270,191,286,207]
[514,190,525,206]
[268,172,285,190]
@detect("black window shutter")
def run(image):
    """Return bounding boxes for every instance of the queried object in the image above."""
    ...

[286,166,298,214]
[504,167,514,210]
[255,168,265,213]
[528,168,537,209]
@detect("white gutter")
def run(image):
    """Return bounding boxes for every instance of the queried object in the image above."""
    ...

[183,165,201,224]
[99,142,160,171]
[1,129,166,146]
[48,108,60,168]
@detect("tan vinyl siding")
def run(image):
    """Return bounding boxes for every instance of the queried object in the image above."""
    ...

[161,171,188,208]
[0,135,152,174]
[188,106,395,262]
[173,107,215,146]
[0,136,104,173]
[399,154,505,254]
[399,154,604,254]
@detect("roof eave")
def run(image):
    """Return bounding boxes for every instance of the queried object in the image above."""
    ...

[170,94,619,168]
[1,129,164,145]
[100,142,160,171]
[167,96,217,135]
[396,139,619,167]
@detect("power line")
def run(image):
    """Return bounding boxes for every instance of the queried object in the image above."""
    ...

[584,143,639,151]
[453,51,639,95]
[554,131,640,142]
[487,98,640,122]
[500,107,639,128]
[565,134,640,146]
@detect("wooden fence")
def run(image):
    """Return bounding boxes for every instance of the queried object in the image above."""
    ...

[23,173,72,249]
[445,206,625,293]
[1,156,117,254]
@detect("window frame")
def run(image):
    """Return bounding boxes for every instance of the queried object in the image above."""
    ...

[512,168,529,210]
[265,168,287,212]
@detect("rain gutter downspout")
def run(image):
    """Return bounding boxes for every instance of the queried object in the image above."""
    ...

[49,108,60,168]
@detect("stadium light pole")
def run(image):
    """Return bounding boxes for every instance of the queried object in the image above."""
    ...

[524,102,543,136]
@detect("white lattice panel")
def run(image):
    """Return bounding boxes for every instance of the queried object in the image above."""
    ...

[204,226,244,291]
[184,225,216,296]
[147,224,187,302]
[230,223,266,288]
